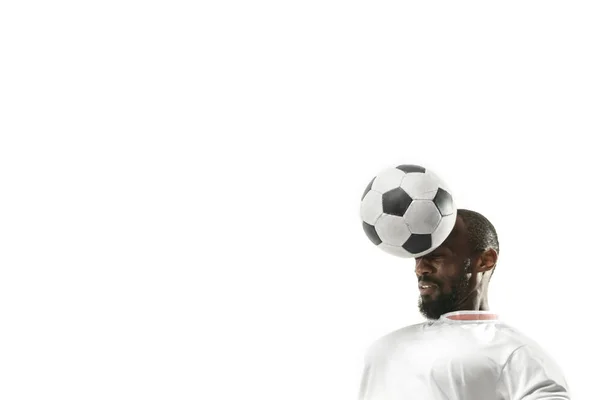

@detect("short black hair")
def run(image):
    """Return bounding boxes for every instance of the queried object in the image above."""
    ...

[457,209,500,256]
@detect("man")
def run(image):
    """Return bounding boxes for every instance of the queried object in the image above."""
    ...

[358,209,570,399]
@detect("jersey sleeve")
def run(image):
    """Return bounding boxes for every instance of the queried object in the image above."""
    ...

[499,344,570,399]
[357,360,372,400]
[357,336,390,400]
[357,342,378,400]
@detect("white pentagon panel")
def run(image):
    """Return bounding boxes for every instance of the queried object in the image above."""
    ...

[378,242,414,258]
[431,213,457,249]
[404,200,442,234]
[371,168,406,194]
[410,245,438,259]
[429,169,452,194]
[360,190,383,225]
[401,170,443,200]
[374,214,412,247]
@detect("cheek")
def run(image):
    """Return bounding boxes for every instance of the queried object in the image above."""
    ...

[440,282,454,294]
[440,273,467,293]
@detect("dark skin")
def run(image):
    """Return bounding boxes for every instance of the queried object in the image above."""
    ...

[415,215,498,319]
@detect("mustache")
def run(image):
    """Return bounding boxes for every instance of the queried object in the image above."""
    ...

[419,277,440,286]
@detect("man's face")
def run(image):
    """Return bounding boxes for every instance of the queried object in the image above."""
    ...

[415,216,474,319]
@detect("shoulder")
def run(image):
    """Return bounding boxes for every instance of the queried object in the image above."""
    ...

[500,343,570,395]
[364,323,424,361]
[495,323,570,391]
[494,321,557,353]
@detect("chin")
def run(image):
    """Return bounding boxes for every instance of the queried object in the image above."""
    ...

[420,293,437,302]
[418,294,455,320]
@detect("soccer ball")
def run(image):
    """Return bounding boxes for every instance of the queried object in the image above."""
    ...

[360,164,457,258]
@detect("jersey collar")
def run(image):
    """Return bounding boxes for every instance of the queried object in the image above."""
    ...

[440,310,499,321]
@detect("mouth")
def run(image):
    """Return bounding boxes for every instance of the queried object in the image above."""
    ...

[418,282,438,296]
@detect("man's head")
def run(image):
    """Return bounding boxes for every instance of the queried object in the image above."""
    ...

[416,209,499,320]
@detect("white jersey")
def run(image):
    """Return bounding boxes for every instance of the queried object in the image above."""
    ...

[358,311,570,400]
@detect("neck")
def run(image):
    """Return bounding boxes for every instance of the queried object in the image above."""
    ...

[455,292,490,312]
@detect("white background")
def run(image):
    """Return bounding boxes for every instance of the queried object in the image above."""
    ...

[0,1,597,399]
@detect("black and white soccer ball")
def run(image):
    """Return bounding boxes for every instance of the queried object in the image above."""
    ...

[360,164,457,258]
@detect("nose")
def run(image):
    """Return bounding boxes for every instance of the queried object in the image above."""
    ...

[415,258,434,277]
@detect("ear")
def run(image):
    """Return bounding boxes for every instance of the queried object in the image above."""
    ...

[476,248,497,273]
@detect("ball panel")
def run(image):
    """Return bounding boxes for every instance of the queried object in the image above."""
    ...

[401,170,443,200]
[378,242,415,258]
[361,177,376,201]
[433,188,455,216]
[371,168,406,193]
[382,187,413,217]
[360,190,383,225]
[402,233,432,255]
[404,200,442,234]
[374,214,412,247]
[396,164,426,174]
[363,222,382,245]
[431,213,457,249]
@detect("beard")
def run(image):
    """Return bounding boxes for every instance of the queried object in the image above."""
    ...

[418,261,472,320]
